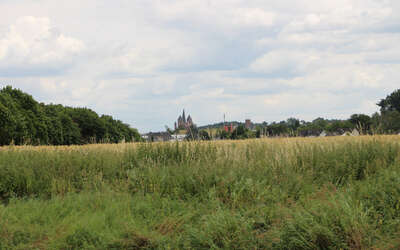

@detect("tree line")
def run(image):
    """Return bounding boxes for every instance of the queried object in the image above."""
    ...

[192,89,400,140]
[0,86,141,146]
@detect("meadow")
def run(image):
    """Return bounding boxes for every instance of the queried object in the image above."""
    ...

[0,136,400,249]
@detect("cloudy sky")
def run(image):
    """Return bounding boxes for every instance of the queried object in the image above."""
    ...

[0,0,399,132]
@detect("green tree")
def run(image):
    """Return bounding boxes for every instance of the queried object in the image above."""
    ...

[325,120,353,135]
[376,89,400,134]
[230,125,256,139]
[380,111,400,133]
[0,86,140,145]
[0,101,15,145]
[378,89,400,113]
[199,130,211,140]
[286,117,300,131]
[0,86,49,145]
[267,122,289,137]
[217,129,230,140]
[101,115,123,143]
[349,114,371,134]
[67,107,106,143]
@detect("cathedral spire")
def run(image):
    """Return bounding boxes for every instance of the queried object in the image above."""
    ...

[175,109,194,130]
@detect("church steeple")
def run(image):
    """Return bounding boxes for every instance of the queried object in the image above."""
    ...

[175,109,194,130]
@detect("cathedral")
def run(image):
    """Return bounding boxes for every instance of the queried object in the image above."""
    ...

[174,109,194,130]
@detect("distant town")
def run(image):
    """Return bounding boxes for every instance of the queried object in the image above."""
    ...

[141,89,400,142]
[140,99,400,142]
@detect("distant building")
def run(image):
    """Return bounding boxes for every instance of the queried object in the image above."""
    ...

[171,134,186,141]
[245,119,253,130]
[142,132,171,142]
[175,109,195,130]
[224,124,234,132]
[351,129,360,136]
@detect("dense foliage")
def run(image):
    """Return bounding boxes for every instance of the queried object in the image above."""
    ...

[0,86,141,145]
[0,137,400,249]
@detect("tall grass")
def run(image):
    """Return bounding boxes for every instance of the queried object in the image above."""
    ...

[0,136,400,249]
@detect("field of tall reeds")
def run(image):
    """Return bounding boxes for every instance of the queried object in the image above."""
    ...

[1,136,400,249]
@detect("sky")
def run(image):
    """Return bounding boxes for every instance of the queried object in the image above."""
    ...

[0,0,399,132]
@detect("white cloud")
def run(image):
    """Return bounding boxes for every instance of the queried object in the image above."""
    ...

[231,8,276,27]
[152,1,277,33]
[0,16,85,76]
[102,40,195,76]
[249,50,321,76]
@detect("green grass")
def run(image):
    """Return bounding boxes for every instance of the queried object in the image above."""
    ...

[0,136,400,249]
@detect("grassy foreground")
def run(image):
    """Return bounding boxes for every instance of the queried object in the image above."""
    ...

[0,136,400,249]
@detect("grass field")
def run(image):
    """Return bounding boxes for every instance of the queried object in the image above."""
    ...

[1,136,400,249]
